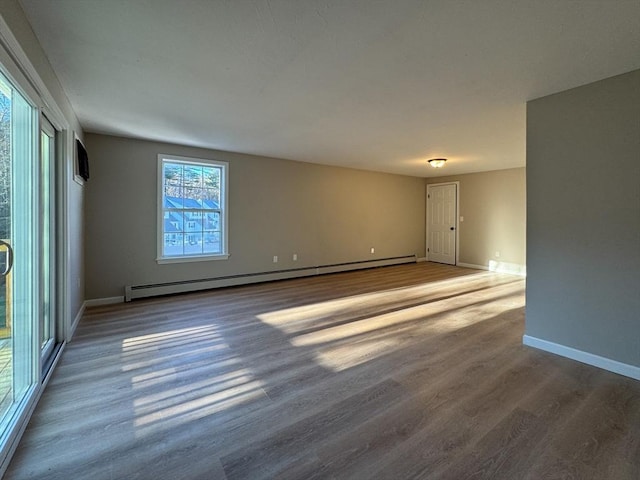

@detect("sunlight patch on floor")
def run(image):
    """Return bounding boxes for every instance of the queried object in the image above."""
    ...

[133,368,257,409]
[289,282,523,348]
[123,324,267,439]
[257,275,524,372]
[312,338,401,372]
[133,379,266,429]
[121,324,230,372]
[256,271,508,334]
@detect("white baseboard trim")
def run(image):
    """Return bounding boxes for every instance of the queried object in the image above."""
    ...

[488,260,526,276]
[84,296,125,307]
[457,261,526,276]
[523,335,640,381]
[69,301,86,340]
[457,262,488,271]
[125,255,416,301]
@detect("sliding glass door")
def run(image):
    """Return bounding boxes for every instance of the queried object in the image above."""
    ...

[0,69,39,450]
[40,118,56,365]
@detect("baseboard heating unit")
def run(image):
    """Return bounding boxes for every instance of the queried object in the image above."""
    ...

[124,254,417,301]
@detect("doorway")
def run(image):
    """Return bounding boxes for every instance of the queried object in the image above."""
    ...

[426,182,458,265]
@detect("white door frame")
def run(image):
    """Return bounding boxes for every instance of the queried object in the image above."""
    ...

[40,114,57,366]
[0,14,73,476]
[426,181,460,265]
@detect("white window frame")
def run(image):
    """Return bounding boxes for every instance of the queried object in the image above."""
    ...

[156,154,229,264]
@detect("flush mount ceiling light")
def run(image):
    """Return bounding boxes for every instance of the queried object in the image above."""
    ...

[428,158,447,168]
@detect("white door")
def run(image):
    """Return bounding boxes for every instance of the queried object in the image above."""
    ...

[427,183,457,265]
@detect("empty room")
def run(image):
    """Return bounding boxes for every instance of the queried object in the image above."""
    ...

[0,1,638,479]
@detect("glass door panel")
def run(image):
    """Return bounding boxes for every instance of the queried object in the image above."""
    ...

[40,119,55,363]
[0,70,38,442]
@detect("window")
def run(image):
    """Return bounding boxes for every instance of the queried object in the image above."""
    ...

[157,155,228,263]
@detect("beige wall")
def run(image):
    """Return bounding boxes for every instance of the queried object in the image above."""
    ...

[84,133,426,299]
[426,168,526,270]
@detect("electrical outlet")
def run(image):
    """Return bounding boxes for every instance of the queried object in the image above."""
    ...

[273,255,278,263]
[495,251,500,258]
[293,253,297,261]
[370,247,375,254]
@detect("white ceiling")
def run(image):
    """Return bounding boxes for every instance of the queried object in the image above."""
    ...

[18,0,640,177]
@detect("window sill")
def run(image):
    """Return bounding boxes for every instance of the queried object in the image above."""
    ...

[157,253,230,264]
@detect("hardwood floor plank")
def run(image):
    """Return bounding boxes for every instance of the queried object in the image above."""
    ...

[524,375,640,478]
[3,263,639,480]
[220,379,410,480]
[369,351,551,479]
[436,407,546,480]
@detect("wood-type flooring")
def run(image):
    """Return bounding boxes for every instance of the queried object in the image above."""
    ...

[5,263,640,479]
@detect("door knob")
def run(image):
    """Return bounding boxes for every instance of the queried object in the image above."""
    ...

[450,227,455,231]
[0,240,13,276]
